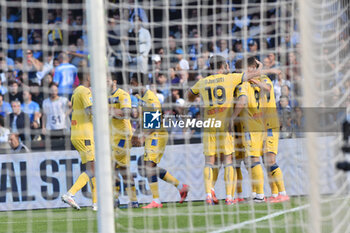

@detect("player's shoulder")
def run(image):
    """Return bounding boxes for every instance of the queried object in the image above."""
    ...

[260,75,272,83]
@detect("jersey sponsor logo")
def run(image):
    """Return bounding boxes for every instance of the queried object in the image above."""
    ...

[207,107,226,115]
[108,97,119,104]
[71,120,77,126]
[143,111,161,129]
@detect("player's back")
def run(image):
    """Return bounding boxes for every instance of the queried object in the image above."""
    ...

[71,85,94,139]
[236,82,264,132]
[140,89,161,111]
[259,76,280,129]
[191,73,243,128]
[109,88,132,137]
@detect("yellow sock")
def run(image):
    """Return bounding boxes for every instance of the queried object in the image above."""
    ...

[149,182,160,199]
[270,165,286,193]
[126,186,138,202]
[90,177,97,204]
[224,165,234,197]
[115,184,120,199]
[68,172,89,195]
[212,167,219,188]
[204,166,213,194]
[251,163,264,195]
[236,167,243,194]
[162,172,180,187]
[269,176,278,196]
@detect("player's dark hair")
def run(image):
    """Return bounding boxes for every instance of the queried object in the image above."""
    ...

[235,57,258,71]
[49,82,58,88]
[209,55,227,70]
[131,73,148,86]
[235,59,243,71]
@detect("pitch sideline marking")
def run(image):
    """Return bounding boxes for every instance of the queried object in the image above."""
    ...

[210,204,310,233]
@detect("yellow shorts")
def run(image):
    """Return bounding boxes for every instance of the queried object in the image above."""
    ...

[71,139,95,164]
[112,135,132,167]
[264,128,279,155]
[203,130,234,157]
[242,132,264,157]
[144,131,168,164]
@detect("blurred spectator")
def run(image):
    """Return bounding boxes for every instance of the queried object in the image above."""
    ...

[176,49,189,70]
[47,20,63,46]
[168,35,181,66]
[156,72,170,99]
[29,82,44,108]
[129,15,151,75]
[273,73,291,103]
[53,52,78,97]
[8,133,30,153]
[127,0,149,24]
[292,106,304,138]
[248,39,260,60]
[0,50,15,69]
[7,80,23,103]
[35,51,54,85]
[281,84,298,107]
[21,89,41,130]
[0,79,8,95]
[278,95,292,138]
[26,49,43,81]
[69,15,84,44]
[170,67,180,84]
[68,38,89,67]
[0,94,12,117]
[286,51,301,79]
[6,100,31,143]
[214,39,229,60]
[0,115,10,149]
[249,14,261,37]
[42,83,71,140]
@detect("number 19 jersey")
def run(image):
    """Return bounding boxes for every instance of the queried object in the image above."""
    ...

[190,73,244,129]
[190,72,243,156]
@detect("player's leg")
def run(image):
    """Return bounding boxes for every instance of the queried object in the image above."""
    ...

[265,129,289,203]
[265,152,289,203]
[222,153,235,205]
[203,131,217,204]
[113,137,139,208]
[86,160,97,210]
[62,139,94,210]
[118,166,139,208]
[211,159,220,204]
[204,155,216,204]
[234,159,245,202]
[245,132,264,202]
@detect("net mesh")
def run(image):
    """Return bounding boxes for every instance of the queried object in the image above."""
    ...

[0,0,349,232]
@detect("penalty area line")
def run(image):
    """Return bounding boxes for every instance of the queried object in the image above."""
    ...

[211,204,309,233]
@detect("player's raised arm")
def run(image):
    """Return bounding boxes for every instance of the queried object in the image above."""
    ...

[232,94,247,121]
[110,107,131,119]
[249,78,271,93]
[237,57,281,82]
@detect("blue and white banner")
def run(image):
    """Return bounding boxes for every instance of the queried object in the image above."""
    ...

[0,137,340,211]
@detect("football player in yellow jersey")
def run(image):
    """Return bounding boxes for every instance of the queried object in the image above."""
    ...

[131,74,189,209]
[232,57,275,203]
[250,74,289,203]
[61,72,98,211]
[108,77,139,208]
[188,55,280,205]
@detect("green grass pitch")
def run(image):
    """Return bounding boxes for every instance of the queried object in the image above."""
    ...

[0,198,314,233]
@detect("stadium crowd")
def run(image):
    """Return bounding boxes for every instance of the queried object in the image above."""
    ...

[0,0,348,151]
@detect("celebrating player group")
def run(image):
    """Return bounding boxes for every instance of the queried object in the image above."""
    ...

[62,55,289,210]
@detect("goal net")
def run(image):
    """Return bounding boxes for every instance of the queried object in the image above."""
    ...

[0,0,349,232]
